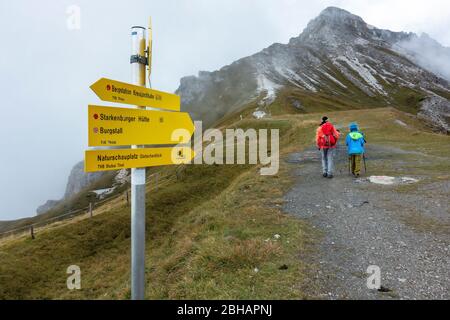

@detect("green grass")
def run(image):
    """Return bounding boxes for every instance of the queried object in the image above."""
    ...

[385,86,425,115]
[146,164,316,299]
[0,117,316,299]
[0,105,448,299]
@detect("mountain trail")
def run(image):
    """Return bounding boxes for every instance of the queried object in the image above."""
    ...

[284,144,450,299]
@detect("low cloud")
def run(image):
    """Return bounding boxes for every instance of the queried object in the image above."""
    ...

[397,33,450,82]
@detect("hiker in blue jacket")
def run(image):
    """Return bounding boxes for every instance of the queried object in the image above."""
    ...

[345,122,365,177]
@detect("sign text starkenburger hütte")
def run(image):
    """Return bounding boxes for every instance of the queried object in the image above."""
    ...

[98,113,149,123]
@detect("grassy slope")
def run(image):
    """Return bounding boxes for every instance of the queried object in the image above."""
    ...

[0,172,121,235]
[0,103,448,299]
[0,117,316,299]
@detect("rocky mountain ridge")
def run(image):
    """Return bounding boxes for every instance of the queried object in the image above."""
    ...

[36,161,106,215]
[177,7,450,132]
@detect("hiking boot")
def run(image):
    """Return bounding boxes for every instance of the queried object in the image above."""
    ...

[327,174,334,179]
[323,173,328,178]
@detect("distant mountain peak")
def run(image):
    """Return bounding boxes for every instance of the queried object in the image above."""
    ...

[318,6,362,20]
[314,6,367,31]
[296,7,371,46]
[177,7,450,133]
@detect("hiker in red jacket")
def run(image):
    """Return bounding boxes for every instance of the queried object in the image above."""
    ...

[316,116,340,178]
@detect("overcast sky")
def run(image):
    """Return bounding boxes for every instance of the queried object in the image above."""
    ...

[0,0,449,221]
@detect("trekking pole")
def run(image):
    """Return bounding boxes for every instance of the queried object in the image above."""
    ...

[363,153,367,174]
[348,156,351,175]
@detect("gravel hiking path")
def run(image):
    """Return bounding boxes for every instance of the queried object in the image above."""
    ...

[284,144,450,299]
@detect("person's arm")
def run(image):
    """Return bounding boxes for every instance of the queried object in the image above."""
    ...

[316,127,321,148]
[346,134,349,146]
[332,126,340,139]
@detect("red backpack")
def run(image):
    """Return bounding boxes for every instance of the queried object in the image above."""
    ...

[320,122,337,147]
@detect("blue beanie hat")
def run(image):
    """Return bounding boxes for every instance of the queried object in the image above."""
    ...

[349,122,358,131]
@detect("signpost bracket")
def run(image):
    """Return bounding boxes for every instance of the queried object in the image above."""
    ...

[130,54,148,65]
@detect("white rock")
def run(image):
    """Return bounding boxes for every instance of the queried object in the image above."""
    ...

[369,176,396,185]
[401,177,419,183]
[335,55,386,95]
[256,74,280,103]
[92,187,116,199]
[115,168,130,184]
[394,119,408,127]
[252,110,267,119]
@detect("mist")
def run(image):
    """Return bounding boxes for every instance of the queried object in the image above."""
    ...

[0,0,449,221]
[397,34,450,82]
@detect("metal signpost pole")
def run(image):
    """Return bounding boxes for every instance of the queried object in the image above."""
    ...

[130,26,147,300]
[87,20,191,298]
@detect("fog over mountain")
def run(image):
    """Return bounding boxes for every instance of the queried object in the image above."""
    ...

[178,7,450,132]
[396,33,450,82]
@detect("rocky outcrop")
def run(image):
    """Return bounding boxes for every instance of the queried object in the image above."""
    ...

[177,62,259,127]
[63,161,105,198]
[36,200,61,215]
[36,163,131,215]
[419,95,450,133]
[36,161,106,215]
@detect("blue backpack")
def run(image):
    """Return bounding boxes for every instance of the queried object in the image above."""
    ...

[346,131,365,155]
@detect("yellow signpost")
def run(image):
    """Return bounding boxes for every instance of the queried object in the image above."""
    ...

[88,105,194,146]
[85,146,194,172]
[85,20,191,300]
[90,78,180,111]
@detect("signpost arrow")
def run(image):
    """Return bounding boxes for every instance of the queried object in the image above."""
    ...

[84,146,195,172]
[88,105,194,146]
[85,21,188,300]
[90,78,181,111]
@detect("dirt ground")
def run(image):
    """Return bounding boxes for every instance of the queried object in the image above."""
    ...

[284,144,450,299]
